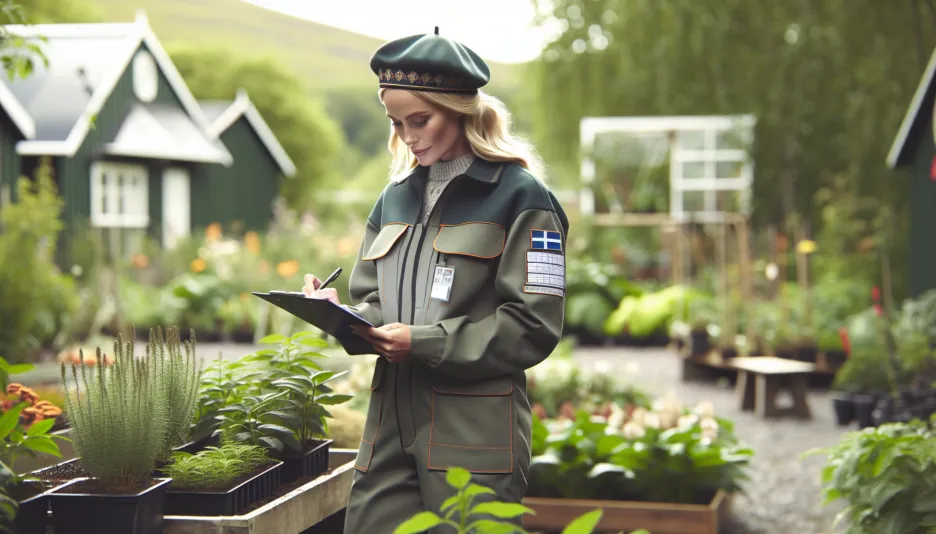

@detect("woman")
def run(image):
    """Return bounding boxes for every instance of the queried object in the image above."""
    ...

[303,27,569,533]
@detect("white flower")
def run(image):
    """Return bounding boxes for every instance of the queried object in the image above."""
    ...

[677,414,699,430]
[695,400,715,418]
[622,421,646,440]
[699,417,719,433]
[659,410,678,430]
[607,404,627,429]
[631,407,648,425]
[643,412,661,429]
[701,426,719,441]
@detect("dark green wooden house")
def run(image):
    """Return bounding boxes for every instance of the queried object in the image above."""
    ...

[887,47,936,297]
[0,11,295,253]
[198,89,296,233]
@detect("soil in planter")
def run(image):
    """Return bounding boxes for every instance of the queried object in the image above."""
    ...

[239,468,335,514]
[9,482,46,502]
[57,478,163,495]
[37,461,87,484]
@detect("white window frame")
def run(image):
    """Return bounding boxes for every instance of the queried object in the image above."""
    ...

[90,161,149,228]
[579,115,755,223]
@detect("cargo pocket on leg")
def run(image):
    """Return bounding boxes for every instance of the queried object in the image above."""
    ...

[428,375,514,474]
[354,358,387,473]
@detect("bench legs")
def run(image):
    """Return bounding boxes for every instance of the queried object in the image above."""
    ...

[735,371,812,420]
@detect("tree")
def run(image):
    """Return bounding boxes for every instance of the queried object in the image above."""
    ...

[168,44,344,211]
[530,0,932,227]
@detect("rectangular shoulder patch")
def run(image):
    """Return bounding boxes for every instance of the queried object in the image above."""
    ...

[525,250,565,297]
[530,229,562,252]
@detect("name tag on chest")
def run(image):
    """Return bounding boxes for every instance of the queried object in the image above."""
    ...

[431,266,455,302]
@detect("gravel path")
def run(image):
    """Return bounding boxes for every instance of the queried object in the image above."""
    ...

[574,347,848,534]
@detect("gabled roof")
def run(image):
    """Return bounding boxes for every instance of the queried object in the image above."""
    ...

[0,78,35,139]
[201,89,297,177]
[5,11,215,157]
[887,47,936,169]
[104,103,232,165]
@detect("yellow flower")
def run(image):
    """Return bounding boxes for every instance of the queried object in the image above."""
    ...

[205,222,222,243]
[796,239,817,255]
[244,232,261,254]
[191,258,207,273]
[276,260,299,279]
[131,253,149,270]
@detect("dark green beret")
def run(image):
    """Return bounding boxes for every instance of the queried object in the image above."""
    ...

[370,27,490,93]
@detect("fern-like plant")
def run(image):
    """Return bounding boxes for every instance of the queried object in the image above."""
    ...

[61,332,170,490]
[161,443,271,490]
[147,326,202,460]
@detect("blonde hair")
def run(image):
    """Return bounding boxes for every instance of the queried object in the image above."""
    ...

[378,88,546,183]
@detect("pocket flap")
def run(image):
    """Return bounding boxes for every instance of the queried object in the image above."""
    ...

[433,222,505,259]
[362,223,410,261]
[431,375,514,396]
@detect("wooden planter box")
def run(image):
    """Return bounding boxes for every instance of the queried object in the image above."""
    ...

[523,490,731,534]
[162,449,355,534]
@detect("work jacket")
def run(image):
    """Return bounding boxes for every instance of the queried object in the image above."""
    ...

[347,157,569,475]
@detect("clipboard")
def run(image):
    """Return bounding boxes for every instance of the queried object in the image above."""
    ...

[252,291,378,355]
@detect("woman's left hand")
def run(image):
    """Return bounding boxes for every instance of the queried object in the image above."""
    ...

[352,323,412,363]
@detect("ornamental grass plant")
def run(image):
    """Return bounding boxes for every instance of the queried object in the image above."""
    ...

[147,326,202,460]
[61,328,185,490]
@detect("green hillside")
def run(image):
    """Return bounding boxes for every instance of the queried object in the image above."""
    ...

[89,0,520,93]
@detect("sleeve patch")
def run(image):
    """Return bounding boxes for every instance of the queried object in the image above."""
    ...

[525,250,565,296]
[530,229,562,252]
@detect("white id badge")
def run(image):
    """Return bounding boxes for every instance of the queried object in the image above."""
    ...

[431,266,455,302]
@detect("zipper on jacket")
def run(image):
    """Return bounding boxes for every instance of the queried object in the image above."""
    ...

[393,227,417,452]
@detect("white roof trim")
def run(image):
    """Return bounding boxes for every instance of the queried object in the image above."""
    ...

[0,81,34,139]
[15,13,215,157]
[207,90,297,177]
[886,47,936,169]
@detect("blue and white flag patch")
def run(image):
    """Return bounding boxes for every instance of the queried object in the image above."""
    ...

[531,229,562,252]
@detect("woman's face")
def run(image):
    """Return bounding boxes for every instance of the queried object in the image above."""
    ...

[382,89,468,166]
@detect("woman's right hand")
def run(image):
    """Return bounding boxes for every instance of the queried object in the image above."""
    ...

[302,273,341,305]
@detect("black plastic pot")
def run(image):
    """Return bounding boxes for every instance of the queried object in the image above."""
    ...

[720,346,738,360]
[825,350,848,368]
[688,330,710,356]
[831,392,856,426]
[165,460,283,516]
[49,477,171,534]
[275,439,332,484]
[853,394,877,429]
[11,480,59,534]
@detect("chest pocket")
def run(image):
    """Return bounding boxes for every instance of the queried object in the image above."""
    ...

[424,222,505,322]
[362,223,411,324]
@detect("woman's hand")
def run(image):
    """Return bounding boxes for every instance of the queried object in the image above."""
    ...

[302,273,340,305]
[352,323,411,363]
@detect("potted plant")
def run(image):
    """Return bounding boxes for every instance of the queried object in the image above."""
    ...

[48,328,200,534]
[148,326,203,463]
[793,324,818,363]
[818,329,848,368]
[218,332,352,483]
[806,419,936,533]
[161,442,282,516]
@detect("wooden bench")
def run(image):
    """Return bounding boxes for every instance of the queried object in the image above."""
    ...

[730,357,815,420]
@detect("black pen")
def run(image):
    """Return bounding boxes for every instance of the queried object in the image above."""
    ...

[317,267,342,290]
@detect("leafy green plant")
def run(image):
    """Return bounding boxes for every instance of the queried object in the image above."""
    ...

[529,410,752,504]
[0,459,19,534]
[215,391,299,454]
[393,466,604,534]
[191,356,263,442]
[805,418,936,534]
[269,369,350,450]
[0,404,67,466]
[61,332,170,489]
[161,442,271,490]
[147,326,202,459]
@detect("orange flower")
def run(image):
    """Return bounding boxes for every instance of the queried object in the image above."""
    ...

[0,400,12,412]
[276,260,299,279]
[131,253,150,269]
[205,222,222,243]
[6,384,21,395]
[191,258,207,273]
[244,232,261,254]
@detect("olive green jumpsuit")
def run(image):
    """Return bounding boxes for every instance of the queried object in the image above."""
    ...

[342,159,568,533]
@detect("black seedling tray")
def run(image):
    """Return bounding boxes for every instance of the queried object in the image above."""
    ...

[164,460,283,517]
[276,439,331,484]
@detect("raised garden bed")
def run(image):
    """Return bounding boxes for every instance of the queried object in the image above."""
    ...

[523,490,731,534]
[162,448,355,534]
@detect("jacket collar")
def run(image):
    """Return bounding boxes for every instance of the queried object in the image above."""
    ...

[394,157,503,185]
